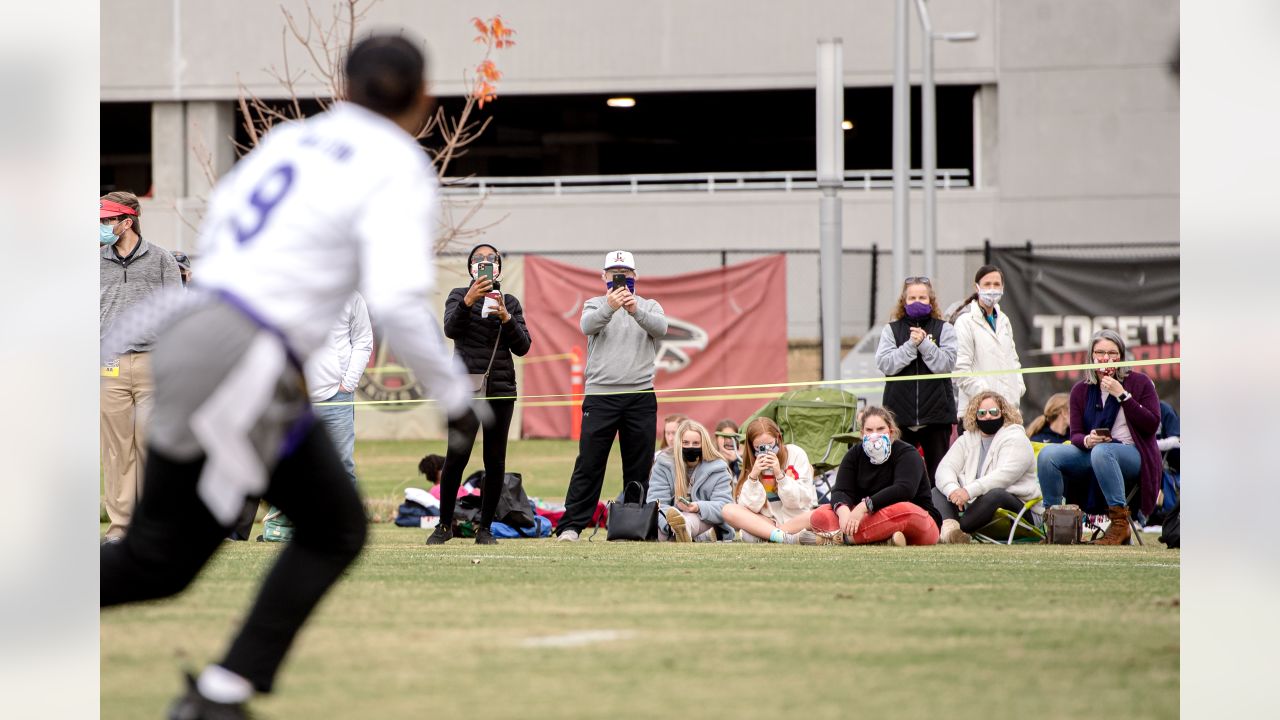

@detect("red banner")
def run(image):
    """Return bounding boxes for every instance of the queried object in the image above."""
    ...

[521,254,788,438]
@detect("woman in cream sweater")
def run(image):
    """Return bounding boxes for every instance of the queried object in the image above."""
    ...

[933,390,1039,544]
[721,417,817,543]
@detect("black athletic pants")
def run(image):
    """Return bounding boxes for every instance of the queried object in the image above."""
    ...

[557,390,658,534]
[438,399,515,528]
[899,423,953,486]
[101,423,367,693]
[932,487,1025,533]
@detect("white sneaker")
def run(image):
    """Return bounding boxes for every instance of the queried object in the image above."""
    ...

[664,508,691,542]
[798,529,843,546]
[888,531,907,547]
[557,529,579,542]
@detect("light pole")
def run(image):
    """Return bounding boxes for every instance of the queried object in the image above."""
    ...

[816,39,844,382]
[892,0,911,286]
[913,0,977,281]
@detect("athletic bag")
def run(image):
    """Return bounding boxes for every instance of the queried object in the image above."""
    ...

[1044,504,1084,545]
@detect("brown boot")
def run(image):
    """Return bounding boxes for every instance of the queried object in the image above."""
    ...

[1095,505,1132,545]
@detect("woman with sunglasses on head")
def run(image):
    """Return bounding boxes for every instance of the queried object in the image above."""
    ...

[1036,329,1162,545]
[875,276,958,484]
[932,391,1039,544]
[949,265,1024,434]
[807,407,941,546]
[649,419,735,542]
[427,244,532,545]
[721,418,817,544]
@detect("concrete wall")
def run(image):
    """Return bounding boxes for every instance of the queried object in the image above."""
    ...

[105,0,1179,339]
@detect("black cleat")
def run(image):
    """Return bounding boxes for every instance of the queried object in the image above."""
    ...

[167,673,250,720]
[474,527,498,545]
[425,524,453,545]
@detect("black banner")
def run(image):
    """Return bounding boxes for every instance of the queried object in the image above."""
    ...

[988,247,1180,419]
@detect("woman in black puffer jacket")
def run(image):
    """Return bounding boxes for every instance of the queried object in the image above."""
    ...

[426,244,532,545]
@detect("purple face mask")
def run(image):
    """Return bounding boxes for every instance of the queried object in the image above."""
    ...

[905,301,932,319]
[605,277,636,295]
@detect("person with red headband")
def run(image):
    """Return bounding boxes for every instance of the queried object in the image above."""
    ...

[98,190,182,543]
[99,34,483,720]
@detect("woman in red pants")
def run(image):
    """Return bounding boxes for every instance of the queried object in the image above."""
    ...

[805,407,941,546]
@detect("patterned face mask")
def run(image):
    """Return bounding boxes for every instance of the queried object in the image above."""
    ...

[861,433,893,465]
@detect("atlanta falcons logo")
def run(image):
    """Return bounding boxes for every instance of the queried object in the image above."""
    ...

[656,317,708,373]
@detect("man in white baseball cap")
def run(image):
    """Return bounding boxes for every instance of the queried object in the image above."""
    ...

[555,250,667,541]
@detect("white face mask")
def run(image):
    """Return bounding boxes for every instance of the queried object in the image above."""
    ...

[861,433,893,465]
[978,289,1003,307]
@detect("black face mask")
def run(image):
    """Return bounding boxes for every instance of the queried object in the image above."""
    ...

[681,447,702,464]
[976,417,1004,436]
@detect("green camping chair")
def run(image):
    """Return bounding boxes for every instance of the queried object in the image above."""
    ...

[743,387,860,472]
[972,496,1045,545]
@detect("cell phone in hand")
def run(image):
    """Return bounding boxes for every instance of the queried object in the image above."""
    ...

[1092,427,1112,439]
[477,262,494,284]
[677,496,691,506]
[612,273,627,290]
[755,444,774,456]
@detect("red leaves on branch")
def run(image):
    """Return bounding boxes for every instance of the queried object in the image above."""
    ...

[469,16,517,108]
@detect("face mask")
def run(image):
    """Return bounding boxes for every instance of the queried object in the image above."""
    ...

[861,433,892,465]
[978,289,1003,307]
[905,301,931,319]
[604,277,636,295]
[99,223,118,245]
[976,417,1004,435]
[681,446,702,464]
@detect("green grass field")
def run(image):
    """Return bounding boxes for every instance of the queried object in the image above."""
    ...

[101,440,1180,719]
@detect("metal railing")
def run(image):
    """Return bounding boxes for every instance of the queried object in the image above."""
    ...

[439,169,972,196]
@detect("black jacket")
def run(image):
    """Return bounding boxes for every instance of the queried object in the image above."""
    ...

[829,439,942,527]
[442,287,532,395]
[881,317,957,426]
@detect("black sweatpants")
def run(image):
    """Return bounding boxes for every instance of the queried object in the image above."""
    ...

[438,399,516,528]
[932,487,1026,533]
[101,423,367,693]
[899,423,953,487]
[557,390,658,534]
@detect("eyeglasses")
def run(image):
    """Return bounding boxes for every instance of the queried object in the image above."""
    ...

[470,253,498,263]
[975,408,1002,419]
[904,276,932,285]
[1092,351,1122,358]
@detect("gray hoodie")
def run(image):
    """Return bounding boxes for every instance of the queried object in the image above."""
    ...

[100,238,183,352]
[648,452,735,530]
[580,294,667,392]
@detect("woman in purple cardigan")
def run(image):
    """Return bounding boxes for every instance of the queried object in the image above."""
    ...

[1036,329,1161,545]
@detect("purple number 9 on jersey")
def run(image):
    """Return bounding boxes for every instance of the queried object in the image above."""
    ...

[233,163,296,245]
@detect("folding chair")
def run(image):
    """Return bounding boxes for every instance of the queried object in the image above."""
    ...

[1081,484,1145,546]
[972,496,1045,545]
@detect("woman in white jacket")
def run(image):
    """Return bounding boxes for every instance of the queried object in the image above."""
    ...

[933,391,1040,544]
[721,418,818,543]
[951,265,1024,430]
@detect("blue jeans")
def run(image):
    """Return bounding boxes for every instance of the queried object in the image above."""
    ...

[1037,442,1140,509]
[315,390,356,484]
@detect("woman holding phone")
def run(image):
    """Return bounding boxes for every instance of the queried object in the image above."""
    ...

[721,418,817,543]
[1036,329,1162,545]
[648,419,734,542]
[427,244,532,545]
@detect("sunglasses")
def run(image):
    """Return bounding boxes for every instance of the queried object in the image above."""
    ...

[1092,351,1122,358]
[471,253,499,263]
[975,408,1002,418]
[904,276,932,285]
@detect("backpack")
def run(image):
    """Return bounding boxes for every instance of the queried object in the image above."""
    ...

[260,506,294,543]
[1044,504,1084,545]
[1158,502,1180,548]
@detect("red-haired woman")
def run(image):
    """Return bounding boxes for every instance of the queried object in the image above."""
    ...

[721,418,817,543]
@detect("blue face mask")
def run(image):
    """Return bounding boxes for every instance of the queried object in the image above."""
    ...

[605,277,636,295]
[99,223,118,245]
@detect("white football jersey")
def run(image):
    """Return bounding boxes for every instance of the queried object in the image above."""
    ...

[194,102,470,416]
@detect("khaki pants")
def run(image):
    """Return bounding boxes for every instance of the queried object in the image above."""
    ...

[101,351,154,538]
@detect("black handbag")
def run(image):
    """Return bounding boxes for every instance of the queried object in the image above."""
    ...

[606,481,658,541]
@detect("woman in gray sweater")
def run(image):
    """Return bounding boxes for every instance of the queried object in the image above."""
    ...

[648,419,735,542]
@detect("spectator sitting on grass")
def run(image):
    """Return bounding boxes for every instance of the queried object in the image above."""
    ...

[1026,392,1071,444]
[714,418,743,478]
[932,391,1039,544]
[655,413,690,463]
[805,407,942,547]
[721,417,817,544]
[649,419,734,542]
